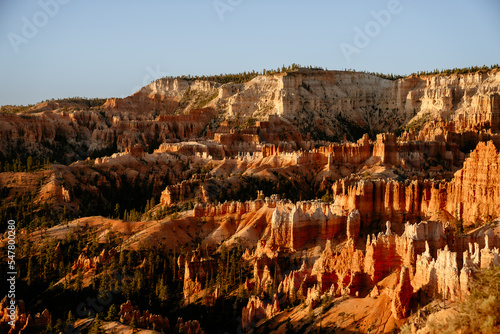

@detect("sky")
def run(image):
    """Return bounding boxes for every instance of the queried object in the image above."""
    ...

[0,0,499,106]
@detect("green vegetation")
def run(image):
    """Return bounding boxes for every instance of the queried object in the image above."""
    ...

[0,159,162,231]
[164,63,500,85]
[0,224,252,334]
[42,96,108,109]
[0,191,62,231]
[238,116,257,129]
[193,90,220,109]
[1,97,107,114]
[405,112,432,132]
[89,314,105,334]
[0,156,50,173]
[212,173,308,204]
[321,191,333,203]
[409,64,499,77]
[164,63,305,84]
[346,64,500,81]
[176,88,220,112]
[0,104,35,114]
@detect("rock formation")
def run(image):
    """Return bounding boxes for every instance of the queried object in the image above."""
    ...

[0,297,50,334]
[175,317,205,334]
[118,300,170,332]
[71,249,114,273]
[5,67,500,334]
[446,141,500,224]
[3,68,500,163]
[391,267,413,319]
[242,294,280,331]
[181,252,218,300]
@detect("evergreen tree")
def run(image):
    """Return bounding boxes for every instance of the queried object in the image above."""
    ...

[129,316,138,333]
[66,311,75,325]
[27,156,33,172]
[106,304,118,321]
[54,318,65,333]
[74,269,83,291]
[27,256,35,286]
[89,314,104,334]
[114,203,120,219]
[156,278,169,304]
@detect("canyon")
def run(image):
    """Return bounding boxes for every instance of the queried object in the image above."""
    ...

[1,67,500,333]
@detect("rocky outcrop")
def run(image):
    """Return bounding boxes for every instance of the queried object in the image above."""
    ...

[310,239,365,296]
[413,244,462,301]
[391,267,413,319]
[331,177,447,231]
[277,261,314,303]
[0,107,215,163]
[446,141,500,225]
[0,297,50,334]
[411,230,499,302]
[6,69,500,163]
[404,70,500,132]
[321,134,372,165]
[71,249,114,273]
[252,253,283,293]
[211,68,500,141]
[182,253,218,300]
[156,140,227,159]
[193,200,269,217]
[7,67,500,334]
[161,180,202,206]
[365,231,403,283]
[346,210,361,242]
[373,133,399,165]
[330,141,500,229]
[267,203,346,251]
[175,317,205,334]
[118,300,170,332]
[241,295,280,332]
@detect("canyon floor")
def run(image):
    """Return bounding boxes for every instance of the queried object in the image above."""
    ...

[1,67,500,334]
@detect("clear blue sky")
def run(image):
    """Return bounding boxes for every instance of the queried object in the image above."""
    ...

[1,0,499,106]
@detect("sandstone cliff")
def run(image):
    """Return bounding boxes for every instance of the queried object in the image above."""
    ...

[446,141,500,224]
[3,68,500,164]
[107,68,500,141]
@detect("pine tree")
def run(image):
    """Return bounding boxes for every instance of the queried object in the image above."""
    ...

[54,319,65,333]
[114,203,120,219]
[66,311,75,325]
[129,316,138,333]
[74,269,83,292]
[27,156,33,172]
[106,305,118,321]
[27,256,35,286]
[156,278,169,304]
[89,314,104,334]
